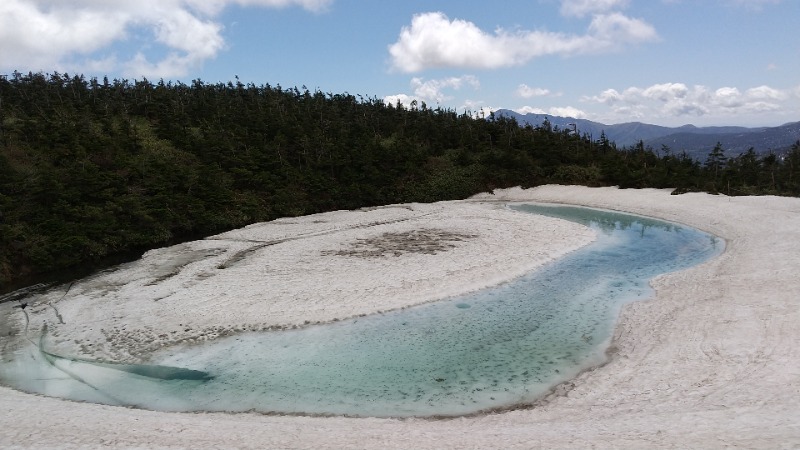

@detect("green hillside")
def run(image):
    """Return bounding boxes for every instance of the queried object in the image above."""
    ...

[1,72,799,291]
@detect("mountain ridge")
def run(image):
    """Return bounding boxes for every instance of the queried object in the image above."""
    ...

[496,109,799,159]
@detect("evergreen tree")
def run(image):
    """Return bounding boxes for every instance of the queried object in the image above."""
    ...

[705,142,727,186]
[1,72,798,292]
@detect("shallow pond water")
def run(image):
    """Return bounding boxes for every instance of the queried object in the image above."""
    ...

[0,204,723,417]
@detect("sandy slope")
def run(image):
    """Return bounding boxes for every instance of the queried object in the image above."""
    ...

[1,185,799,449]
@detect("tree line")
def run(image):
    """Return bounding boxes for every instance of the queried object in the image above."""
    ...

[1,71,799,291]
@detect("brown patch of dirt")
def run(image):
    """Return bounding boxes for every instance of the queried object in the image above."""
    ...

[323,229,478,258]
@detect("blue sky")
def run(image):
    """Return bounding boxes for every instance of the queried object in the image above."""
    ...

[1,0,798,126]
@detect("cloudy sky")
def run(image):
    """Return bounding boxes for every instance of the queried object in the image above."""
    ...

[1,0,798,126]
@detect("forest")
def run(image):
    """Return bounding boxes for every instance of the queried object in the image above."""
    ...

[1,71,799,292]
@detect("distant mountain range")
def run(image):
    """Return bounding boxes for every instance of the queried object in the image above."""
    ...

[496,109,800,160]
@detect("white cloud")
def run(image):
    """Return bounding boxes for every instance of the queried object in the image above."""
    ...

[560,0,630,18]
[515,105,588,118]
[726,0,782,10]
[516,106,548,115]
[384,75,480,107]
[464,103,501,118]
[714,87,743,107]
[476,104,503,117]
[388,11,657,73]
[384,94,416,108]
[0,0,332,78]
[0,0,130,70]
[588,88,623,105]
[583,82,794,123]
[587,13,659,44]
[641,82,690,101]
[746,85,786,100]
[411,75,480,103]
[549,106,589,118]
[516,84,552,98]
[185,0,332,15]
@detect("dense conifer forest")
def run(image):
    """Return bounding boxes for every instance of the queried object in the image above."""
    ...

[1,72,799,291]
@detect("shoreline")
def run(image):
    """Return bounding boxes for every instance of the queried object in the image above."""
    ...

[1,185,799,448]
[8,201,596,364]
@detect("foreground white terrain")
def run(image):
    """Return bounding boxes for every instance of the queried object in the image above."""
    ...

[1,185,798,448]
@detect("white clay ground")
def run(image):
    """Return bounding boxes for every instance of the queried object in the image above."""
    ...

[1,185,798,449]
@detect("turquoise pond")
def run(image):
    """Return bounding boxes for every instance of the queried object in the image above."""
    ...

[0,204,723,417]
